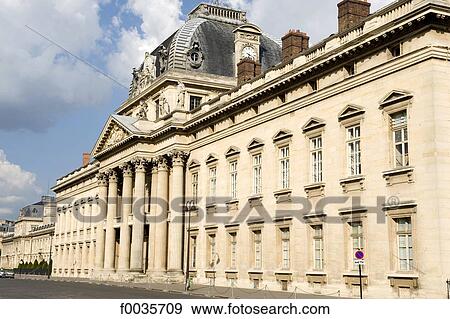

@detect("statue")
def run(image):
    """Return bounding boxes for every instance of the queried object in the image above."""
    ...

[136,100,148,120]
[158,45,169,73]
[158,94,170,117]
[130,68,140,97]
[141,52,156,84]
[176,81,186,109]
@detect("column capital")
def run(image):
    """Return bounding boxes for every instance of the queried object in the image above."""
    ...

[131,157,148,173]
[107,169,118,183]
[157,155,170,171]
[119,163,134,177]
[96,172,109,187]
[169,150,189,167]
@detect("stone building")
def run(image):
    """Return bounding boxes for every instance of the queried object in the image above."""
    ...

[51,0,450,298]
[0,196,56,269]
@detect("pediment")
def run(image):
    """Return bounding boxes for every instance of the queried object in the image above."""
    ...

[188,159,200,170]
[225,146,241,158]
[233,23,262,35]
[272,129,293,143]
[247,138,265,151]
[302,117,325,133]
[379,90,413,108]
[92,117,132,156]
[338,104,365,122]
[205,153,219,164]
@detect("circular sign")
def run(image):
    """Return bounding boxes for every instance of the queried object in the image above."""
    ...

[355,250,365,260]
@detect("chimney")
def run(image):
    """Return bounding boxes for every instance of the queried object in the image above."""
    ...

[237,58,261,85]
[338,0,371,33]
[82,153,90,166]
[281,29,309,63]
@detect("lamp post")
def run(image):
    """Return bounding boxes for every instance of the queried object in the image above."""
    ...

[47,232,53,279]
[184,200,195,291]
[447,279,450,299]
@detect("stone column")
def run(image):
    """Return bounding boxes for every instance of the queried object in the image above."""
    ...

[68,244,74,274]
[118,164,133,272]
[130,158,147,272]
[62,244,68,274]
[167,151,188,274]
[152,156,170,274]
[95,173,108,270]
[147,162,158,272]
[104,170,118,271]
[82,242,88,272]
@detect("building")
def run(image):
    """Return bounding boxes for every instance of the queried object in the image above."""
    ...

[0,196,56,269]
[51,0,450,298]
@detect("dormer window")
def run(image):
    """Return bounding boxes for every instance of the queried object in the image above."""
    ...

[190,96,202,111]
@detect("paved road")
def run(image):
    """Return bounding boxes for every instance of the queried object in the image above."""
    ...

[0,279,203,299]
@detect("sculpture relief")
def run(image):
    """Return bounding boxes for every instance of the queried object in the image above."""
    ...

[158,93,171,117]
[176,81,186,110]
[129,52,157,98]
[104,125,128,150]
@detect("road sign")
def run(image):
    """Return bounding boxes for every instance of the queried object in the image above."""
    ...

[355,250,365,260]
[354,259,365,265]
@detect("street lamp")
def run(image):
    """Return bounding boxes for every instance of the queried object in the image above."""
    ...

[447,279,450,299]
[184,200,195,291]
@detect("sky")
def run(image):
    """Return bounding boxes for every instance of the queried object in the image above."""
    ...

[0,0,393,220]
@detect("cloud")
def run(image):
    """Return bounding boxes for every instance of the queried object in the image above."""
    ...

[0,149,42,218]
[0,0,114,132]
[223,0,396,43]
[106,0,184,84]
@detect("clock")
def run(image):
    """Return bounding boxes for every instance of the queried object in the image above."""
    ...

[241,46,257,60]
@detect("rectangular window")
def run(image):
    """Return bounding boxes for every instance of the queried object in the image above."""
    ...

[191,235,197,269]
[253,230,262,269]
[190,96,202,111]
[350,222,364,270]
[229,161,238,199]
[347,126,361,176]
[229,232,237,269]
[279,146,290,189]
[312,225,324,270]
[396,217,413,271]
[281,228,290,270]
[209,167,217,197]
[391,110,409,167]
[310,136,323,183]
[191,172,199,204]
[252,154,262,195]
[208,234,216,267]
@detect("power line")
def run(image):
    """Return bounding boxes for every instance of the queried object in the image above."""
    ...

[25,24,128,90]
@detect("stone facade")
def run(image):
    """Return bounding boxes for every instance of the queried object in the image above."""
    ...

[51,0,450,298]
[0,196,56,269]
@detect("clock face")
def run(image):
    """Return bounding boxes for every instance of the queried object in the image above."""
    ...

[241,46,256,60]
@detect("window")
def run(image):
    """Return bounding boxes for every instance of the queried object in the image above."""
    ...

[208,234,217,267]
[281,228,290,270]
[350,222,364,270]
[191,235,197,268]
[347,126,361,176]
[209,167,217,197]
[391,110,409,167]
[396,218,413,271]
[190,96,202,111]
[310,136,323,183]
[279,146,290,189]
[229,232,237,269]
[252,154,262,195]
[191,172,199,204]
[253,230,262,269]
[229,161,238,199]
[312,225,324,270]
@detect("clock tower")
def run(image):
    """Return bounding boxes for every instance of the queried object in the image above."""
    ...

[233,24,262,76]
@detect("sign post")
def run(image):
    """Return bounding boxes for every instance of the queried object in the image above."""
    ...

[354,250,365,299]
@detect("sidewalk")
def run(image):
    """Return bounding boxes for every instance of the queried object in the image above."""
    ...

[16,274,342,299]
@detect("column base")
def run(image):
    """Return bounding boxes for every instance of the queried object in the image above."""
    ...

[166,269,184,283]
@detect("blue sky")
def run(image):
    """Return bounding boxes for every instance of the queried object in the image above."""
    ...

[0,0,392,219]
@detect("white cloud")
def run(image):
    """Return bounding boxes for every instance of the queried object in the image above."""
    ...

[225,0,397,44]
[0,149,42,217]
[0,0,114,132]
[106,0,184,84]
